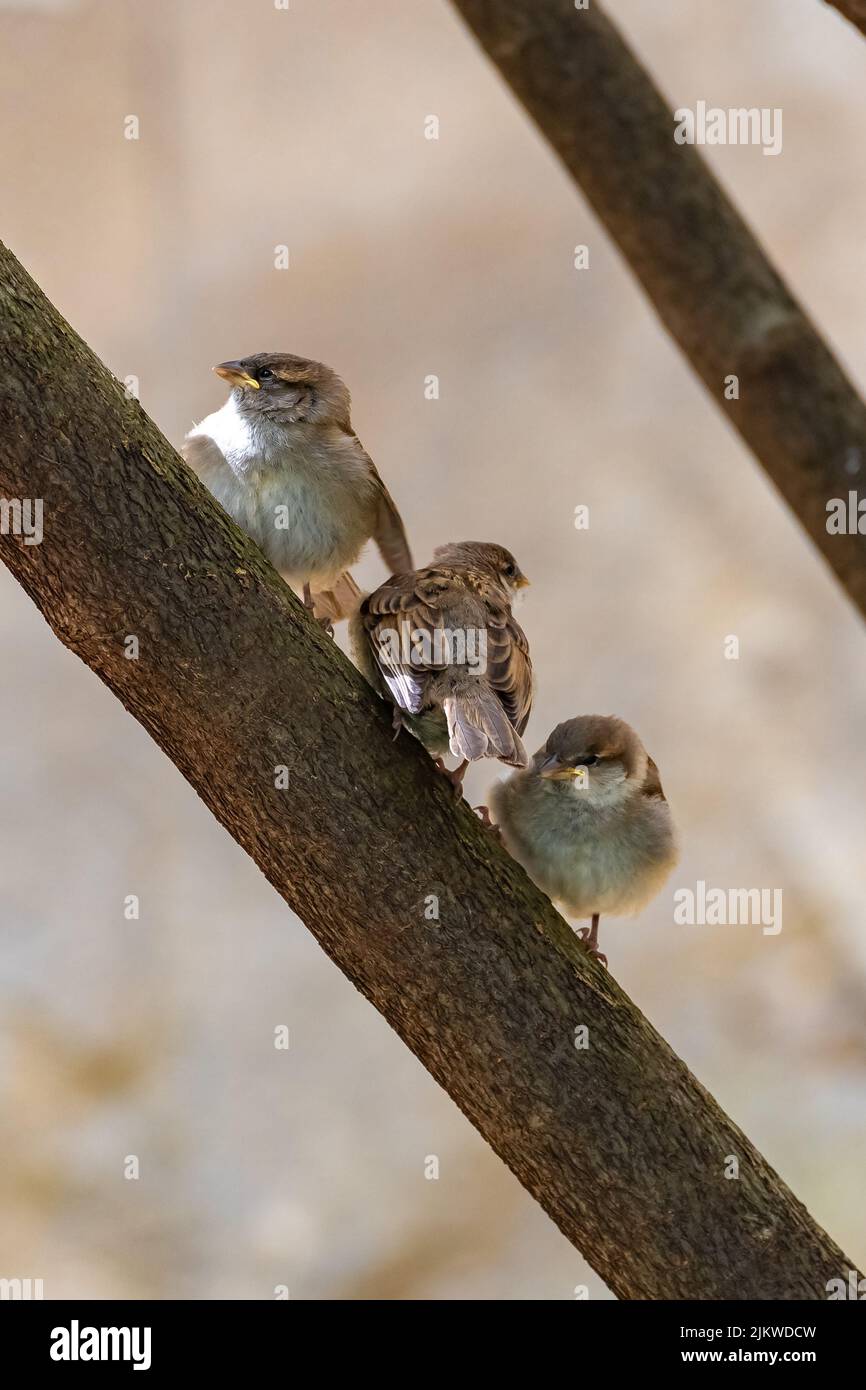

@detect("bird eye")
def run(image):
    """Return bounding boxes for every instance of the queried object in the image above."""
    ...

[577,754,599,767]
[503,562,516,577]
[257,368,273,380]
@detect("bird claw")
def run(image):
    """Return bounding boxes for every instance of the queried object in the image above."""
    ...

[474,805,502,840]
[302,583,334,637]
[434,758,467,800]
[577,927,608,968]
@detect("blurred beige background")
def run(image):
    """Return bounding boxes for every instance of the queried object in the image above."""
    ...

[1,0,866,1299]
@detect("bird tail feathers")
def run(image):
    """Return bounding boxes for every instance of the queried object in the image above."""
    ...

[444,691,528,767]
[311,571,362,623]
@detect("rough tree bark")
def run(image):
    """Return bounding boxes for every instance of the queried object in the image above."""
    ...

[0,241,860,1298]
[825,0,866,38]
[450,0,866,620]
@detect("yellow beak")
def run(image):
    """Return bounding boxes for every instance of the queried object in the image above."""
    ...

[539,753,577,780]
[213,361,260,390]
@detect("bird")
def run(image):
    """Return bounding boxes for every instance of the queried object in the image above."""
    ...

[488,715,677,963]
[350,541,533,789]
[182,352,413,625]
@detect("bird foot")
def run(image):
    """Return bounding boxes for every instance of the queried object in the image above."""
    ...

[302,584,334,637]
[392,707,405,742]
[474,805,502,840]
[577,927,608,968]
[434,758,468,800]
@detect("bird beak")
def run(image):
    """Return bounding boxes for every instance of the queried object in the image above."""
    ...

[514,575,530,589]
[213,361,260,390]
[539,752,569,779]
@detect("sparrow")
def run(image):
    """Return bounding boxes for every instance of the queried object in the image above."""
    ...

[182,352,413,624]
[489,715,677,963]
[350,542,533,788]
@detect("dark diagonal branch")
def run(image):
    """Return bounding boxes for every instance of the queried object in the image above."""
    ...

[0,240,860,1297]
[450,0,866,619]
[824,0,866,38]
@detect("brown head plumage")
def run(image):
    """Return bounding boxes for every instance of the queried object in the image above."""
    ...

[431,541,529,594]
[536,715,651,791]
[213,351,351,427]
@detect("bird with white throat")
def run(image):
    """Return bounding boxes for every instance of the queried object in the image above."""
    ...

[488,714,677,964]
[182,352,413,627]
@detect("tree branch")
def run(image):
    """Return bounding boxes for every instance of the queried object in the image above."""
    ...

[824,0,866,38]
[0,239,859,1298]
[450,0,866,619]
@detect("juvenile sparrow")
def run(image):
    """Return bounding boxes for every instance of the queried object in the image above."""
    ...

[182,352,413,623]
[350,542,533,787]
[489,715,677,962]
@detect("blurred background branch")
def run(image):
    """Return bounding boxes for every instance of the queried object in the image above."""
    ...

[451,0,866,619]
[825,0,866,38]
[0,238,860,1299]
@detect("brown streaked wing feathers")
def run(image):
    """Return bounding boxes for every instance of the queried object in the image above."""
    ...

[362,565,532,735]
[362,566,455,677]
[483,606,532,736]
[311,571,362,623]
[373,484,413,575]
[643,755,666,801]
[351,435,413,576]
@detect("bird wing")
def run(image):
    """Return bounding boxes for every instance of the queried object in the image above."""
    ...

[181,431,228,480]
[643,755,667,801]
[361,566,532,740]
[350,435,413,575]
[373,481,414,575]
[359,565,465,715]
[483,602,533,737]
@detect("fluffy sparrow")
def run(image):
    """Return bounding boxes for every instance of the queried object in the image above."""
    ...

[182,352,412,623]
[489,715,677,962]
[351,542,533,787]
